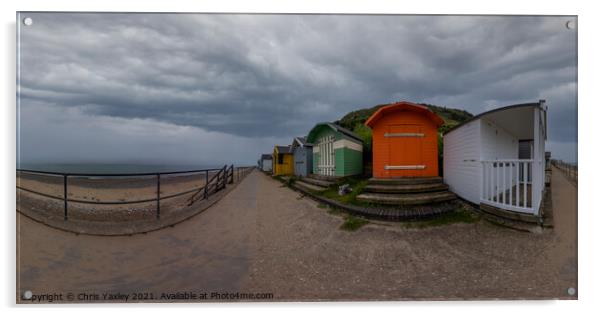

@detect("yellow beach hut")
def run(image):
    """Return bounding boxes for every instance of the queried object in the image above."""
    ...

[273,145,294,176]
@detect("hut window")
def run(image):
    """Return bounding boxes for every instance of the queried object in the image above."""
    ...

[278,154,284,164]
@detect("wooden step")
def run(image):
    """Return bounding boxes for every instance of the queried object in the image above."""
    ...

[356,191,456,205]
[294,181,328,192]
[364,182,449,194]
[299,177,335,188]
[368,177,443,185]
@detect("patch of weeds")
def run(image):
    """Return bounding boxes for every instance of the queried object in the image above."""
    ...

[272,175,297,187]
[401,208,479,229]
[317,175,369,205]
[317,203,328,209]
[284,176,296,187]
[340,215,369,231]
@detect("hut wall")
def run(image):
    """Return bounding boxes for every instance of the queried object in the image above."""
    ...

[443,120,482,204]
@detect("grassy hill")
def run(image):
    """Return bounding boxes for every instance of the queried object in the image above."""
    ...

[333,102,474,176]
[335,102,473,135]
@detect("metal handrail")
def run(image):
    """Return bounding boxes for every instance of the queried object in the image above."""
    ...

[16,164,254,221]
[16,185,204,205]
[188,164,227,205]
[16,167,224,177]
[550,159,578,184]
[227,164,234,184]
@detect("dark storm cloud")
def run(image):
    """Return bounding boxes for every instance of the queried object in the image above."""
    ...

[17,13,577,164]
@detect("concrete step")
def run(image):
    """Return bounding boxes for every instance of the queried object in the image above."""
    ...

[368,177,443,185]
[356,191,456,206]
[479,211,545,233]
[479,203,540,224]
[294,181,328,192]
[299,177,335,188]
[307,173,339,182]
[364,182,449,194]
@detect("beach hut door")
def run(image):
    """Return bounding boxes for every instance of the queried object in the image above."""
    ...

[294,148,305,176]
[318,135,335,176]
[386,124,424,176]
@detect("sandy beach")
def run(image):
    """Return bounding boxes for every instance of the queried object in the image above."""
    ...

[17,171,219,201]
[16,170,223,224]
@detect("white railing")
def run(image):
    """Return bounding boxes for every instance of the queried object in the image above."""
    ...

[481,159,535,214]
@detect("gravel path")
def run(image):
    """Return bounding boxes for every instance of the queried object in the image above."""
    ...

[17,169,577,302]
[242,169,577,300]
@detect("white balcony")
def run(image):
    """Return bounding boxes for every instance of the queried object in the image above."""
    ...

[481,159,536,214]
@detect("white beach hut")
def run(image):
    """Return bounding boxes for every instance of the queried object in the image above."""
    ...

[260,154,273,172]
[443,100,547,220]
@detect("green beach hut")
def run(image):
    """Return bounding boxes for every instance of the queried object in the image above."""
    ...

[306,122,363,177]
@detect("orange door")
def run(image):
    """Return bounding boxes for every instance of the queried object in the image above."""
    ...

[387,124,424,177]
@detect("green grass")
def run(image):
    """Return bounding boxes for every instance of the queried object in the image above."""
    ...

[284,176,296,187]
[401,208,479,229]
[272,175,296,187]
[340,215,369,231]
[315,176,369,205]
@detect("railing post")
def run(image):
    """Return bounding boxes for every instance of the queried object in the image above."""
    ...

[156,174,161,219]
[219,167,223,190]
[523,162,530,208]
[515,162,519,205]
[204,170,208,199]
[63,175,68,221]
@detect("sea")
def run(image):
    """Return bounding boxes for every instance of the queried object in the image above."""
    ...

[17,163,228,175]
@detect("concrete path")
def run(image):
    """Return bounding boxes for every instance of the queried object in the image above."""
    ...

[17,169,577,301]
[545,166,578,295]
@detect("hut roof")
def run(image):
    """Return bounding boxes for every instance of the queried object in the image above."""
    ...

[444,101,545,135]
[292,136,313,148]
[365,101,444,128]
[261,154,273,160]
[306,122,363,143]
[275,145,292,154]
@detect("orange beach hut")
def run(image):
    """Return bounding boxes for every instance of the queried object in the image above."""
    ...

[365,101,444,178]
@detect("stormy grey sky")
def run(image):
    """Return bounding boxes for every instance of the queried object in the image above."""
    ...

[17,13,577,166]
